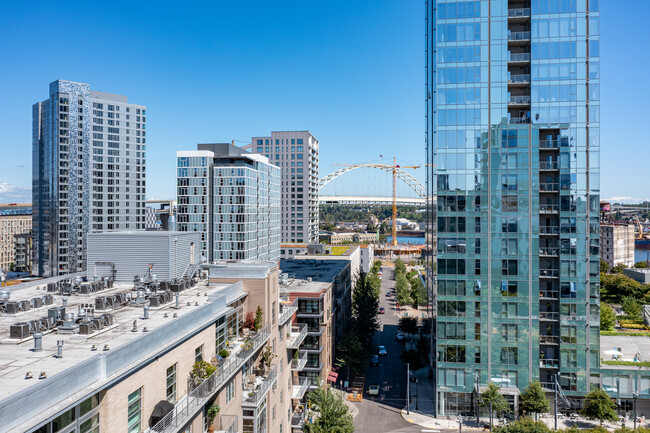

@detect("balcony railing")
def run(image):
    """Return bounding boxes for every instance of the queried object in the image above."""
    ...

[539,140,560,149]
[292,377,310,400]
[508,52,531,62]
[508,117,530,124]
[508,31,531,41]
[292,350,308,371]
[508,8,531,18]
[279,300,298,325]
[217,414,238,433]
[296,310,324,319]
[148,324,270,433]
[287,323,308,349]
[540,269,559,278]
[539,247,559,256]
[539,335,560,344]
[539,312,560,321]
[540,182,559,192]
[539,204,559,213]
[508,95,531,104]
[242,365,278,406]
[540,226,559,235]
[291,409,307,428]
[540,358,560,368]
[540,161,559,170]
[508,74,531,83]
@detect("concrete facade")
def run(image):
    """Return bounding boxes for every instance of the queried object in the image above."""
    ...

[360,244,375,274]
[250,131,319,244]
[0,206,31,272]
[600,223,636,268]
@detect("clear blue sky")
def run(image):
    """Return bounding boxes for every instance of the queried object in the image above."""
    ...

[0,1,647,203]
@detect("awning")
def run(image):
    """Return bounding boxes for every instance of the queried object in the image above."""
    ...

[151,400,175,423]
[327,371,339,382]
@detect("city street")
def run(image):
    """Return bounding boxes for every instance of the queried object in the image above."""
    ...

[353,266,422,432]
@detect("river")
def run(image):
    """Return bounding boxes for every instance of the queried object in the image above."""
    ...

[386,236,426,245]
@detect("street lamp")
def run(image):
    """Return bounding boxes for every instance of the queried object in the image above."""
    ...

[458,414,463,433]
[633,393,638,430]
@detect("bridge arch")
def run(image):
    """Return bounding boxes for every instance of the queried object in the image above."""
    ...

[319,164,425,199]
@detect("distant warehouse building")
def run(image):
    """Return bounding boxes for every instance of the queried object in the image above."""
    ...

[86,231,201,282]
[600,223,635,268]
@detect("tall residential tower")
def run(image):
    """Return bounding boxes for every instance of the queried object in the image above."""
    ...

[176,143,280,262]
[250,131,319,243]
[426,0,600,415]
[33,80,147,277]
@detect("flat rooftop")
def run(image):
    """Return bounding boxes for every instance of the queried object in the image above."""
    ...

[279,259,348,294]
[600,335,650,368]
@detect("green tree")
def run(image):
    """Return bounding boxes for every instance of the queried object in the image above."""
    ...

[400,349,424,371]
[622,296,642,321]
[394,258,406,276]
[519,381,550,420]
[366,273,381,297]
[379,222,389,234]
[611,263,627,274]
[371,260,382,275]
[398,316,419,336]
[600,259,610,274]
[479,382,511,428]
[253,306,263,331]
[600,273,644,303]
[493,417,550,433]
[410,277,427,308]
[303,388,355,433]
[581,388,618,426]
[635,261,649,269]
[395,273,412,307]
[351,273,380,349]
[600,304,616,331]
[335,332,366,386]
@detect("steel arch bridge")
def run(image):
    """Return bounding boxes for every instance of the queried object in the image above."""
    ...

[318,164,426,199]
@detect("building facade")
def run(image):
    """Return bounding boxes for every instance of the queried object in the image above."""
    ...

[250,131,319,244]
[600,223,635,268]
[0,206,31,272]
[426,0,601,415]
[13,232,32,274]
[33,80,147,277]
[176,143,280,262]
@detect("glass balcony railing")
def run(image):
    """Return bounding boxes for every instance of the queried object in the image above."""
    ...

[539,335,560,344]
[508,95,531,104]
[540,269,560,278]
[540,161,559,170]
[508,52,530,62]
[508,31,531,41]
[539,290,559,299]
[540,358,560,368]
[508,74,531,83]
[508,117,530,124]
[508,8,531,18]
[539,183,559,192]
[539,203,559,212]
[539,311,560,321]
[278,300,297,325]
[286,323,307,349]
[292,350,308,371]
[540,226,559,235]
[539,247,559,256]
[539,140,560,149]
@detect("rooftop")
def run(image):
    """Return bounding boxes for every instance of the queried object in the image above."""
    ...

[279,259,348,294]
[600,335,650,369]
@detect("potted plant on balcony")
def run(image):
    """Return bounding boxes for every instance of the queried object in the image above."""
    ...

[260,345,276,374]
[206,404,220,433]
[190,361,216,389]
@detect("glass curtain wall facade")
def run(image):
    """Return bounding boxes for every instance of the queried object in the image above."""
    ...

[426,0,600,416]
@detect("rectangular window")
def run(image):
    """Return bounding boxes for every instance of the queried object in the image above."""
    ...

[195,345,203,362]
[127,388,142,433]
[166,363,177,403]
[226,378,236,403]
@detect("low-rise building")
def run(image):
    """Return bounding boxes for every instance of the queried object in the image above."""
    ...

[623,268,650,285]
[359,244,375,273]
[600,223,635,268]
[319,232,378,245]
[13,231,32,274]
[0,261,307,433]
[0,205,32,272]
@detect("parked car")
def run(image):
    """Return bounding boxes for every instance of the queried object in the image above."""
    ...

[378,307,385,314]
[378,345,387,356]
[385,292,392,297]
[370,355,380,366]
[368,384,380,396]
[396,332,405,341]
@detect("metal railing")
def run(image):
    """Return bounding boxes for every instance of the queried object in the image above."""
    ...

[539,140,560,149]
[508,95,531,104]
[539,247,559,256]
[540,161,559,170]
[508,74,531,83]
[539,290,559,299]
[292,377,310,400]
[291,409,307,428]
[539,335,560,344]
[540,182,559,192]
[540,358,560,368]
[540,226,559,235]
[539,204,559,212]
[539,312,560,321]
[508,52,531,62]
[540,269,559,278]
[242,365,278,406]
[508,117,530,124]
[148,324,270,433]
[292,350,308,371]
[508,8,531,18]
[279,300,298,325]
[287,323,308,349]
[217,414,238,433]
[508,31,531,41]
[296,310,324,319]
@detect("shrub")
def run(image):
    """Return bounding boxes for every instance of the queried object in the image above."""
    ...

[218,349,229,359]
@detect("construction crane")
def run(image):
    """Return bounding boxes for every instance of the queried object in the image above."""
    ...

[331,159,420,246]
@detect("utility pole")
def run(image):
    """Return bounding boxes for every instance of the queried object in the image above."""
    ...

[406,362,410,415]
[634,393,638,430]
[476,373,480,428]
[554,374,558,431]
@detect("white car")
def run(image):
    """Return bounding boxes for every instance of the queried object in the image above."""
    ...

[368,384,380,396]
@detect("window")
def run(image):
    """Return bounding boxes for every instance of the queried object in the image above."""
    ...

[127,388,142,433]
[226,378,236,403]
[167,364,177,403]
[501,324,518,342]
[195,345,203,362]
[500,347,518,365]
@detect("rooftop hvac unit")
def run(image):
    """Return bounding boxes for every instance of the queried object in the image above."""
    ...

[5,302,20,314]
[95,297,107,310]
[42,295,54,306]
[78,322,97,335]
[99,313,114,326]
[47,283,57,292]
[48,306,66,322]
[40,316,55,330]
[58,313,78,333]
[107,278,114,288]
[31,297,43,309]
[79,284,92,295]
[0,290,10,302]
[91,318,103,330]
[159,281,169,291]
[60,284,73,295]
[19,300,31,312]
[92,282,101,292]
[10,323,30,339]
[28,319,44,334]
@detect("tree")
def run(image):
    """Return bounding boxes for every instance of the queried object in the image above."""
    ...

[519,381,550,420]
[600,273,644,303]
[303,387,355,433]
[493,417,550,433]
[479,382,511,428]
[366,273,381,297]
[395,273,411,307]
[410,277,427,308]
[600,304,616,331]
[394,258,406,276]
[335,332,366,386]
[400,349,424,371]
[622,296,642,321]
[351,273,380,350]
[581,388,618,426]
[371,260,382,275]
[380,222,389,234]
[600,259,610,274]
[254,306,263,331]
[398,316,419,336]
[635,261,649,269]
[611,263,627,274]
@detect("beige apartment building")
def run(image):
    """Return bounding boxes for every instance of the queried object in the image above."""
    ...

[600,223,635,268]
[0,204,31,272]
[0,261,310,433]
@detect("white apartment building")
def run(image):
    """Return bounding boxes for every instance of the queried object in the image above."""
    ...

[250,131,319,243]
[600,223,635,268]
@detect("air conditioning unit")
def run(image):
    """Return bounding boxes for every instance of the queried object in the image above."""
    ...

[31,297,43,309]
[79,284,92,295]
[48,306,66,322]
[19,300,31,312]
[10,323,30,339]
[42,295,54,306]
[5,302,20,314]
[47,283,57,292]
[78,322,97,335]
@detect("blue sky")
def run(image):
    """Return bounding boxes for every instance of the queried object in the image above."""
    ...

[0,1,647,203]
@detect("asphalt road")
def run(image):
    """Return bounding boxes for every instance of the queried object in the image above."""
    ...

[353,266,422,432]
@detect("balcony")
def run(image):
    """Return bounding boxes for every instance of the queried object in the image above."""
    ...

[539,183,559,192]
[291,409,307,429]
[508,52,531,63]
[508,74,531,85]
[540,226,559,235]
[539,335,560,344]
[508,95,531,105]
[508,31,531,42]
[508,117,530,125]
[539,204,559,213]
[242,365,278,407]
[539,140,560,149]
[292,350,308,371]
[539,311,560,321]
[508,8,531,18]
[292,377,310,400]
[148,324,270,433]
[540,358,560,369]
[540,268,559,278]
[216,414,238,433]
[279,300,298,325]
[287,323,308,349]
[539,247,559,257]
[296,310,324,319]
[539,161,559,170]
[303,362,324,372]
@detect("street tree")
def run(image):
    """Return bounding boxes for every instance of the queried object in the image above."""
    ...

[371,260,382,275]
[395,273,411,307]
[519,381,550,420]
[600,304,616,331]
[622,296,642,321]
[493,417,550,433]
[351,274,380,349]
[581,388,618,426]
[410,277,427,308]
[635,261,649,269]
[600,259,610,274]
[303,387,355,433]
[335,332,366,386]
[479,382,511,428]
[394,258,406,276]
[398,316,419,336]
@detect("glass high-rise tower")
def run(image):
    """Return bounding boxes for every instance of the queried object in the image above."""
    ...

[426,0,600,416]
